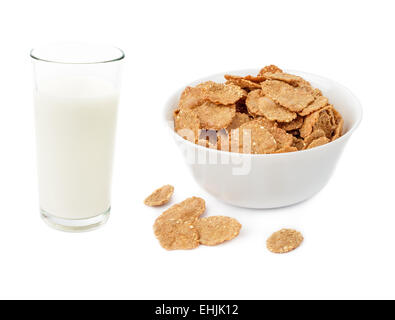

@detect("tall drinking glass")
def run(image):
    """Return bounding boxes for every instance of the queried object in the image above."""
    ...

[31,44,124,231]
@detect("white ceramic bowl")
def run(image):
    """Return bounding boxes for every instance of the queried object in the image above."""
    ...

[164,69,362,209]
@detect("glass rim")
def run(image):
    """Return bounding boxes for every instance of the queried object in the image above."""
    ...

[30,44,125,65]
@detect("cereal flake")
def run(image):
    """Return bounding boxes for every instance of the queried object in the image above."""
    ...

[299,105,337,138]
[144,185,174,207]
[154,219,200,250]
[224,75,261,90]
[237,119,277,154]
[304,129,326,146]
[227,112,251,131]
[197,81,246,105]
[195,101,236,130]
[257,65,283,76]
[174,108,200,143]
[306,136,330,149]
[299,95,329,116]
[154,197,206,250]
[195,216,242,246]
[261,80,314,112]
[275,146,298,153]
[279,116,304,131]
[265,72,310,88]
[246,90,297,122]
[178,86,206,110]
[266,229,304,254]
[332,108,344,141]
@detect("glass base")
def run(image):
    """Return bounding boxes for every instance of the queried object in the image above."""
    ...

[40,207,110,232]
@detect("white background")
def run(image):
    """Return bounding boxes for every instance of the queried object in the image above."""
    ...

[0,0,393,300]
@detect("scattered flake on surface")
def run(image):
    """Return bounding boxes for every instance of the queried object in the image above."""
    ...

[267,229,304,254]
[144,185,174,207]
[154,197,206,250]
[196,216,242,246]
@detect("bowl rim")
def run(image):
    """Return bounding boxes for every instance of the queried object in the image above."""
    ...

[164,68,363,158]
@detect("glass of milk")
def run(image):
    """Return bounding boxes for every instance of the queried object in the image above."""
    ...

[31,44,124,232]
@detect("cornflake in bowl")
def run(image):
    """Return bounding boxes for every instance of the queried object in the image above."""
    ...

[173,66,344,154]
[164,66,362,208]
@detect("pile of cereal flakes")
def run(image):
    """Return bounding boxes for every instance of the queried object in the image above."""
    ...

[173,65,344,154]
[145,185,241,250]
[145,185,305,253]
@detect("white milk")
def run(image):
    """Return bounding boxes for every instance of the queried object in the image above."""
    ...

[35,76,119,219]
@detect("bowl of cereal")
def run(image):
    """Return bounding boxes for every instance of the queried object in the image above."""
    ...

[164,66,362,208]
